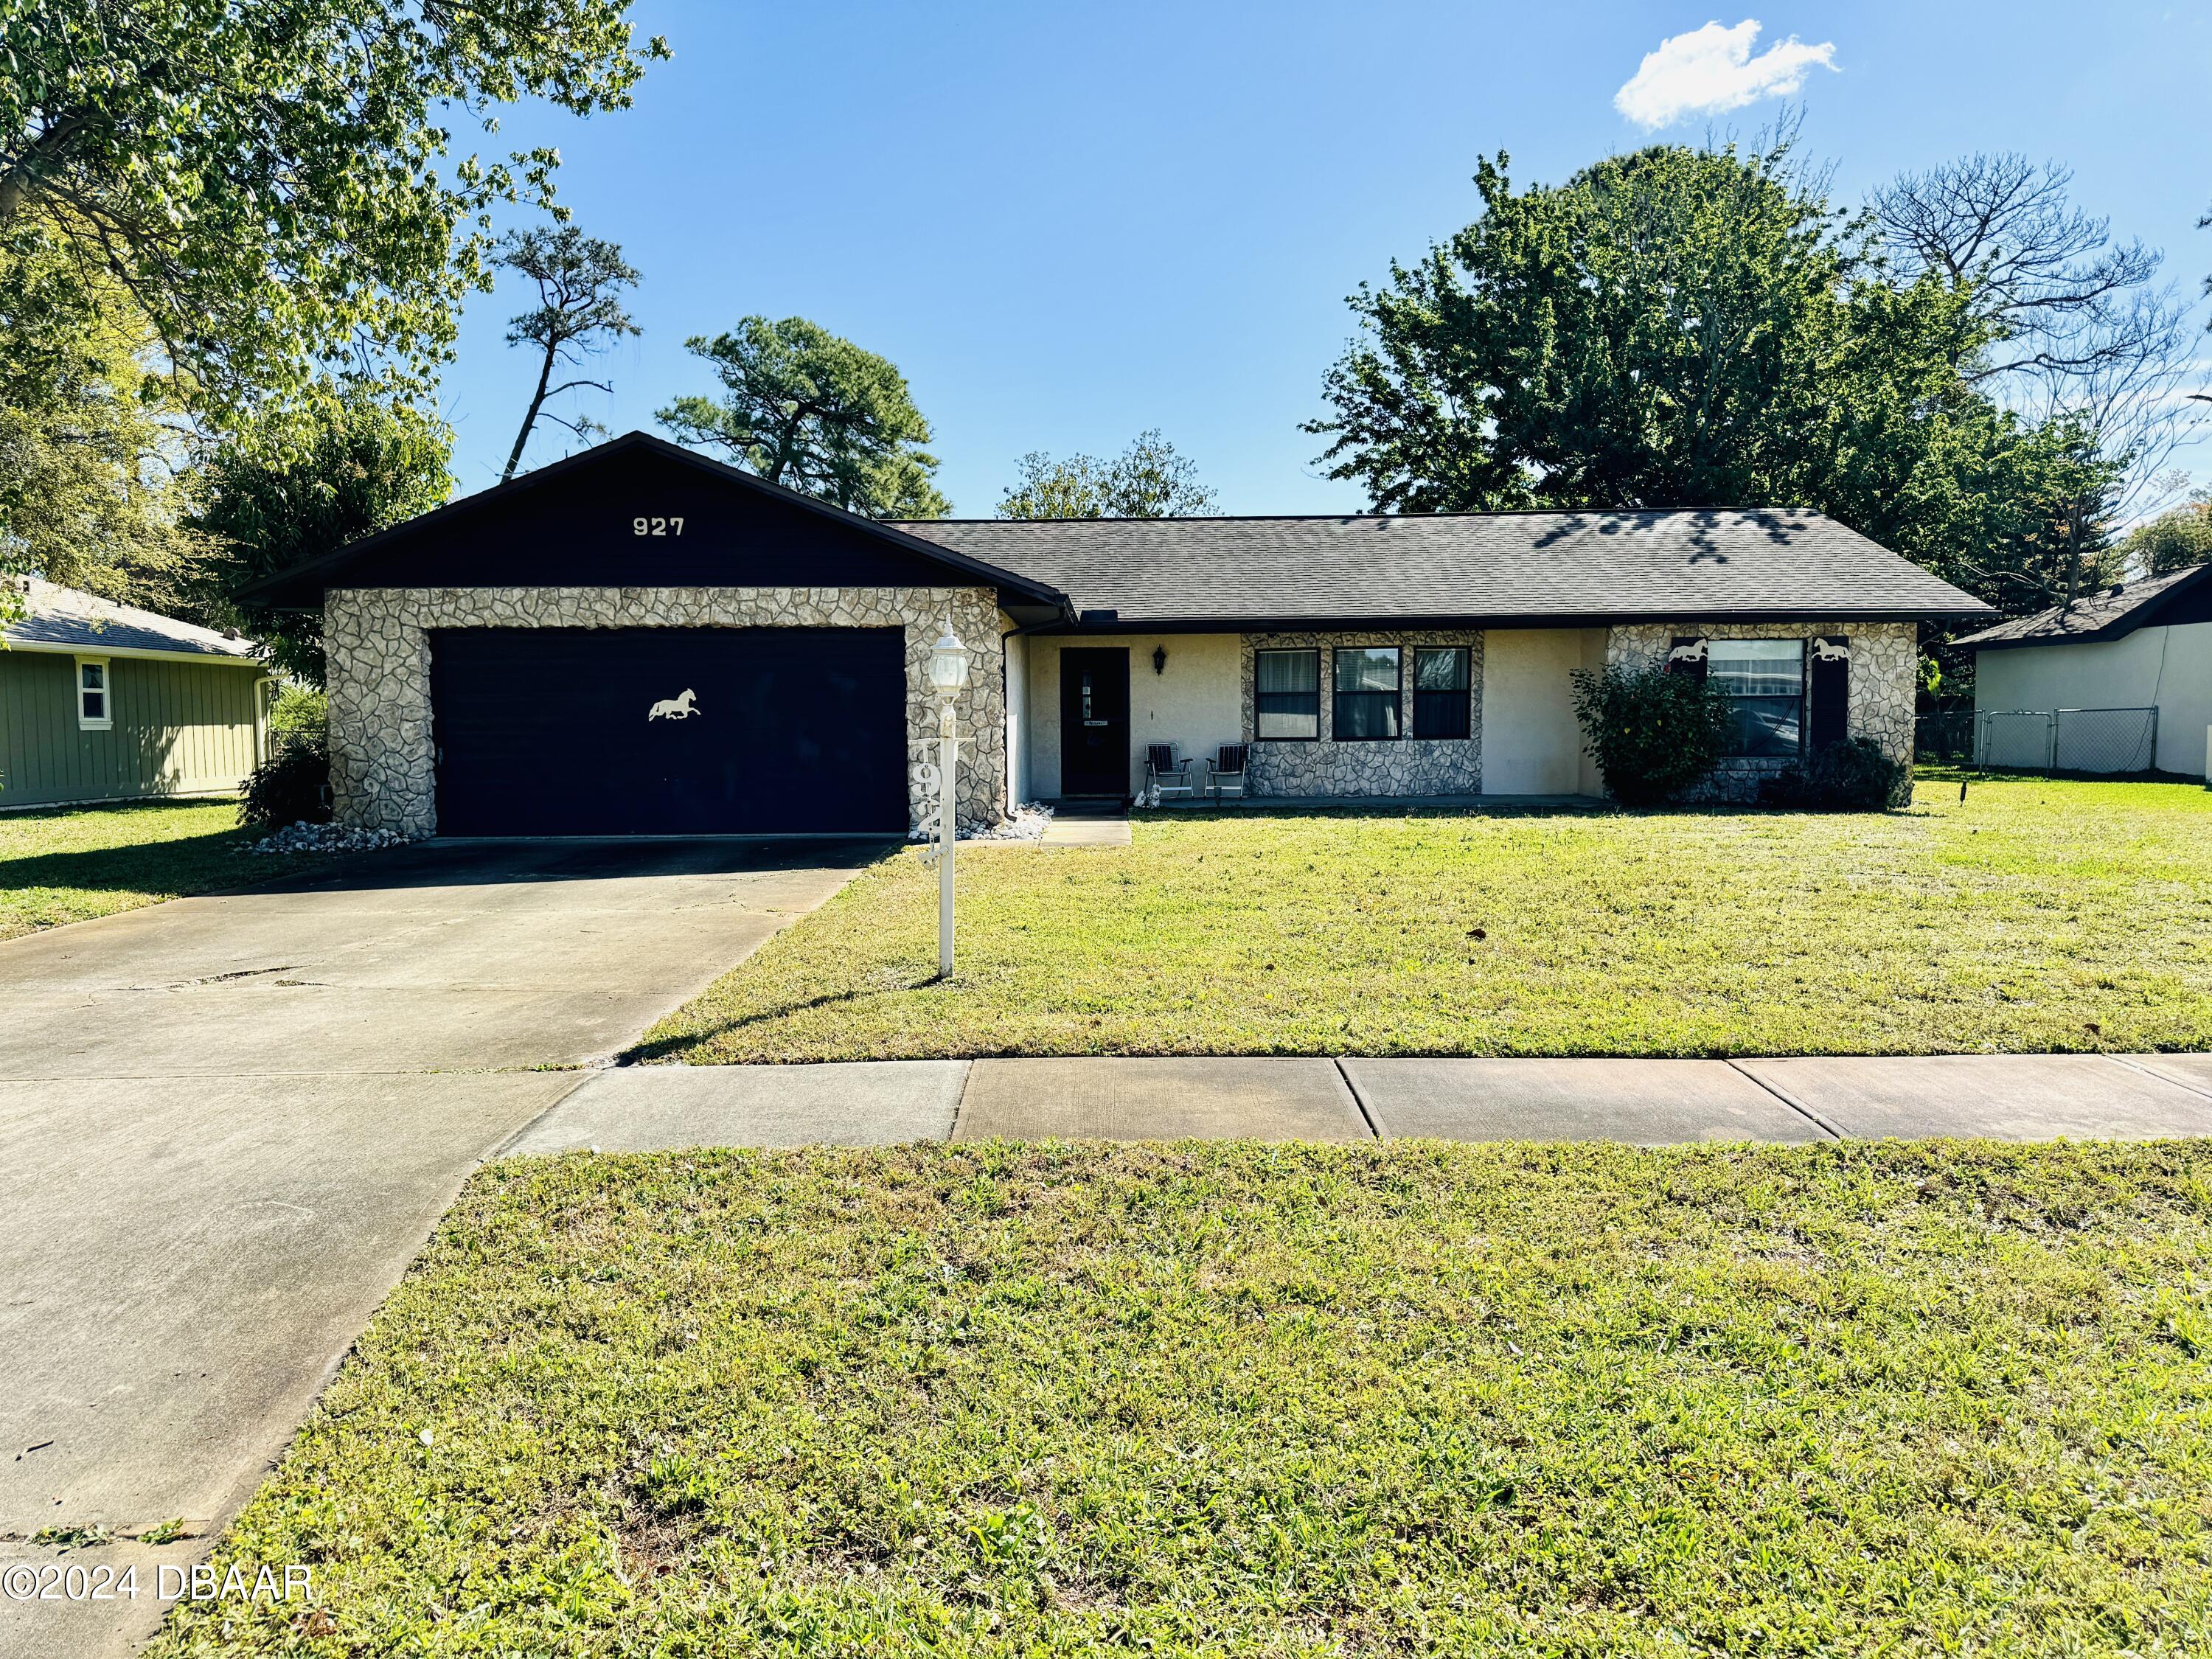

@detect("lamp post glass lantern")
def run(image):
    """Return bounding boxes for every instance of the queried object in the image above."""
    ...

[928,622,970,976]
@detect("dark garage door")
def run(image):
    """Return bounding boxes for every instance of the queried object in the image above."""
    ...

[429,627,909,835]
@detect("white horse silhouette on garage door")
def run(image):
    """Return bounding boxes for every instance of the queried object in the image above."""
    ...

[647,689,700,720]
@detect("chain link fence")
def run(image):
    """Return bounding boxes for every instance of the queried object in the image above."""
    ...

[1971,706,2160,776]
[1914,709,1975,764]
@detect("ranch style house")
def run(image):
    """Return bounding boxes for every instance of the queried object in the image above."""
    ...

[1,579,274,810]
[243,431,1996,837]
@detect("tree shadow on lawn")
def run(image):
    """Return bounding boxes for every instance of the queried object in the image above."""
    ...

[0,820,257,899]
[621,978,942,1064]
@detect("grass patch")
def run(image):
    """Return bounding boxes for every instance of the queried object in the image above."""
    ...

[152,1139,2212,1655]
[0,799,322,940]
[641,771,2212,1062]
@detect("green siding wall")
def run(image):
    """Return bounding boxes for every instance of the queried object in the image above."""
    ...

[0,650,265,808]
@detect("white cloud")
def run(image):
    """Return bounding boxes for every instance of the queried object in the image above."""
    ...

[1613,20,1838,130]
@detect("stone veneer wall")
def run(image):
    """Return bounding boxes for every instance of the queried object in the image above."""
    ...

[1238,630,1484,796]
[324,585,1006,838]
[1607,620,1918,801]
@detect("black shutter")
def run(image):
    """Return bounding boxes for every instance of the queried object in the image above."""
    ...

[1666,636,1708,682]
[1808,636,1848,751]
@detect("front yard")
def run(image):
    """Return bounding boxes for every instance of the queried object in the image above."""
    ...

[641,772,2212,1062]
[153,1138,2211,1655]
[0,798,310,941]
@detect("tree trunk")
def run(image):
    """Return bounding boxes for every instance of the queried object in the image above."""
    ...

[502,341,560,483]
[0,111,94,227]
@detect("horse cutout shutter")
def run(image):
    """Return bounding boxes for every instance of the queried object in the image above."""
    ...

[1664,636,1709,681]
[1808,636,1848,751]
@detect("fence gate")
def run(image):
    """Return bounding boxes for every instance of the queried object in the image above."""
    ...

[1974,706,2158,775]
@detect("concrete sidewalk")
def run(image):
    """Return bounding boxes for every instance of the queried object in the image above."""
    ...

[506,1051,2212,1153]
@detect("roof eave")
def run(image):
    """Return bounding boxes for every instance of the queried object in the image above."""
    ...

[1039,604,1989,633]
[3,637,264,666]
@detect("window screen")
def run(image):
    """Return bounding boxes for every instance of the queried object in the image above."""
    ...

[1255,649,1319,740]
[1332,646,1401,741]
[1706,639,1804,757]
[77,660,108,728]
[1411,647,1470,739]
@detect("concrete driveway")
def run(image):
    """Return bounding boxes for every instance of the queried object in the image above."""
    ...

[0,839,876,1658]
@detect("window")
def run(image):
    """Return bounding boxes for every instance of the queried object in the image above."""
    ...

[1706,639,1803,757]
[1332,645,1401,740]
[1255,649,1319,740]
[1411,647,1471,739]
[75,658,111,731]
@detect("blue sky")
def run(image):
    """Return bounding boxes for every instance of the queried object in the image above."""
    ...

[437,1,2212,515]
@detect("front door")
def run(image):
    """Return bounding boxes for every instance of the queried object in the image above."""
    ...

[1058,647,1130,798]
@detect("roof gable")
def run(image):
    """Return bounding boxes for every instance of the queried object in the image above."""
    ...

[1958,563,2212,650]
[243,432,1066,608]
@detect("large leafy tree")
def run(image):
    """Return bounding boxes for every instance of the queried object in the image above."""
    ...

[1874,153,2201,521]
[2118,493,2212,578]
[0,1,667,432]
[997,431,1217,518]
[0,252,204,616]
[658,317,949,518]
[191,395,453,684]
[1309,140,2124,616]
[495,225,641,481]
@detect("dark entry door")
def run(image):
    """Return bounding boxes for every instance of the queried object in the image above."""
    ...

[429,627,908,835]
[1058,647,1130,798]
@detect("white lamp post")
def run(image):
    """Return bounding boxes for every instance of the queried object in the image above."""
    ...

[925,620,972,977]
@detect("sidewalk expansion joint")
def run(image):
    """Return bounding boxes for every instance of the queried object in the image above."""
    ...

[2102,1053,2212,1107]
[1332,1057,1382,1139]
[1725,1059,1847,1141]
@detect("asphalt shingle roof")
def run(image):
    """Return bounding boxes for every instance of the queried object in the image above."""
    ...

[893,508,1992,625]
[1953,563,2208,649]
[3,579,262,661]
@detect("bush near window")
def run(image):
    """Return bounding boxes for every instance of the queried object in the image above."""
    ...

[239,686,331,830]
[1761,737,1913,811]
[1568,665,1731,806]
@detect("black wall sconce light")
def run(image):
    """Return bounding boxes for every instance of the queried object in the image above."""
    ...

[1152,645,1168,675]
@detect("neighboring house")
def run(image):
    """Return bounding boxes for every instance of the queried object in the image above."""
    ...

[1,579,273,810]
[241,431,1992,838]
[1959,564,2211,778]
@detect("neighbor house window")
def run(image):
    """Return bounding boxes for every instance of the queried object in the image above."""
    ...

[1707,639,1803,757]
[1411,647,1471,739]
[1255,649,1320,740]
[1333,645,1401,740]
[75,658,111,731]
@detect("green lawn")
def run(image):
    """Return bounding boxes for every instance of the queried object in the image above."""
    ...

[152,1139,2212,1656]
[0,799,316,940]
[641,772,2212,1062]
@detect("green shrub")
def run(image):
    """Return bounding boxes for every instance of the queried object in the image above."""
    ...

[267,684,327,746]
[1761,737,1913,811]
[1568,665,1731,806]
[240,690,330,830]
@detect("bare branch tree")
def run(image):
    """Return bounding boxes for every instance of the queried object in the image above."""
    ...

[1874,153,2206,520]
[495,226,640,481]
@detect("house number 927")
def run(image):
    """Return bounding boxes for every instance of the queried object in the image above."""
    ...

[633,517,684,536]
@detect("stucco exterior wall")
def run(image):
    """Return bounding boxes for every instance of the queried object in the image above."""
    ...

[1975,623,2211,777]
[1023,633,1245,799]
[1001,624,1031,803]
[1479,628,1607,796]
[1240,630,1484,797]
[1608,619,1919,800]
[325,585,1006,837]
